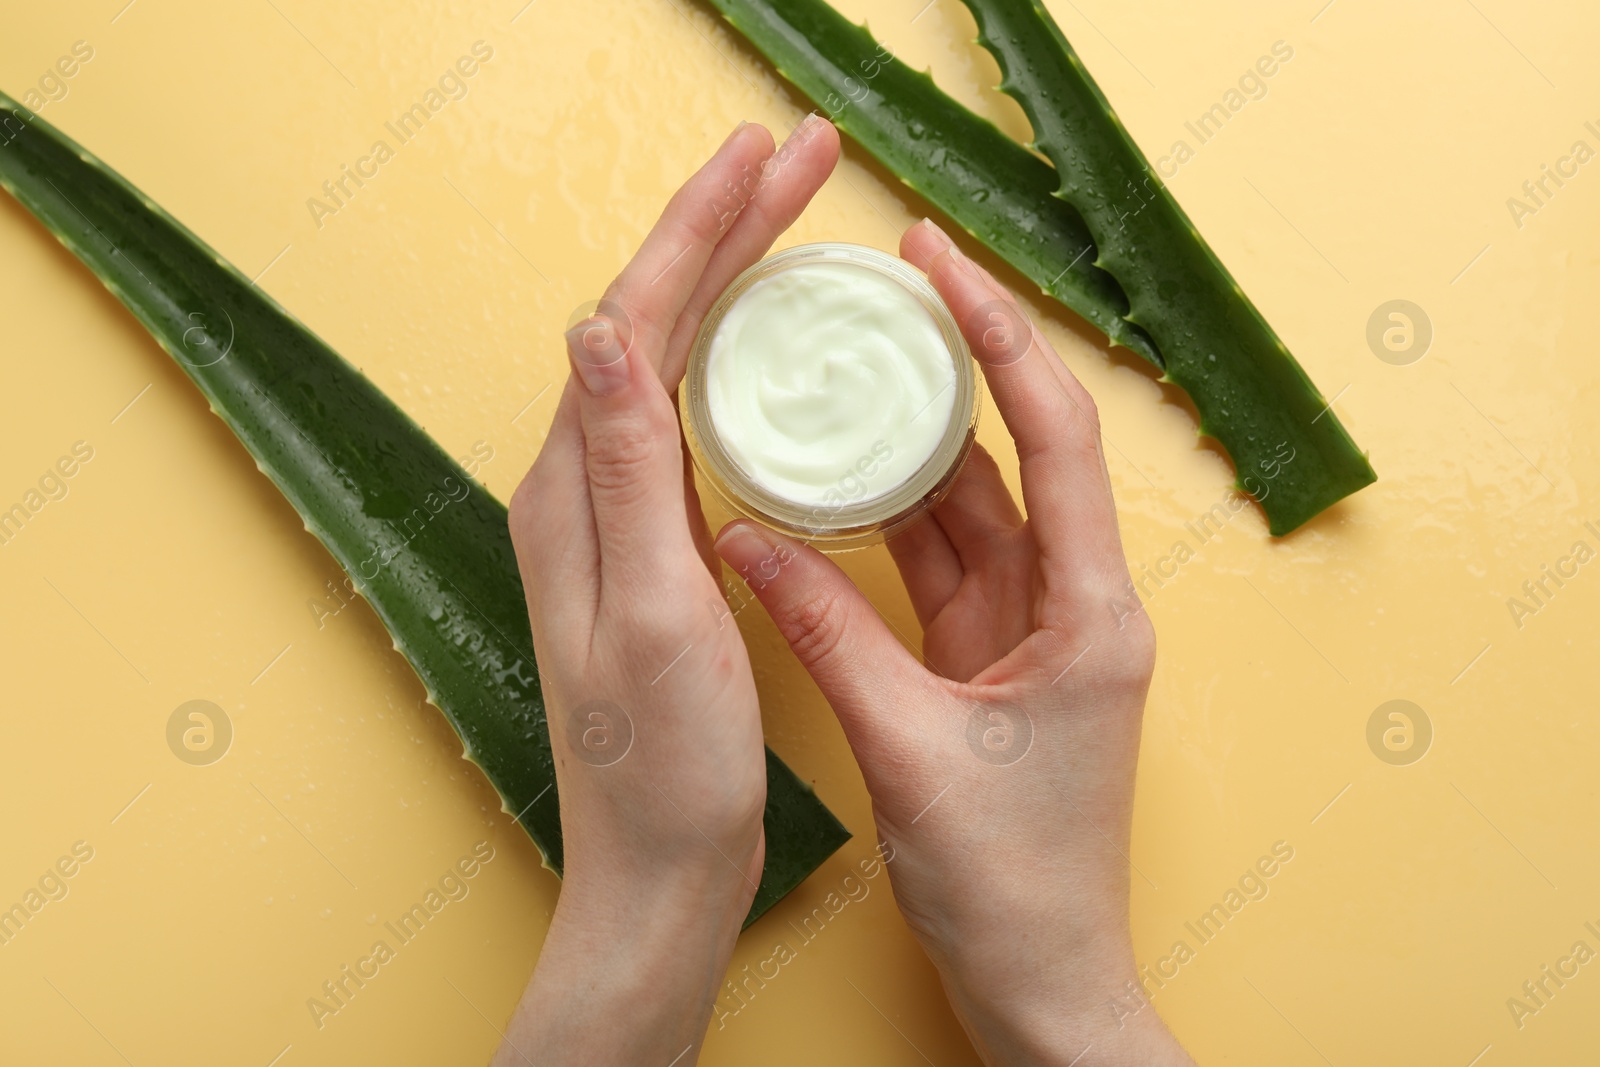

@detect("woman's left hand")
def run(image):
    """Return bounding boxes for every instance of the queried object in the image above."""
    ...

[496,115,840,1066]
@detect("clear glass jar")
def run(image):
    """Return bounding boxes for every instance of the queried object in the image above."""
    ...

[680,242,979,552]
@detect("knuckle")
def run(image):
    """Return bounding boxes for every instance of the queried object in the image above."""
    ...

[597,288,665,354]
[1014,375,1101,468]
[778,587,849,669]
[1076,389,1102,434]
[1061,382,1102,443]
[1048,574,1156,691]
[1126,609,1157,666]
[586,427,654,489]
[615,608,686,668]
[585,407,675,494]
[968,303,1031,366]
[1105,608,1157,687]
[690,163,762,240]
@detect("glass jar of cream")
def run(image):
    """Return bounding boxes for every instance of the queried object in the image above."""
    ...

[681,243,978,550]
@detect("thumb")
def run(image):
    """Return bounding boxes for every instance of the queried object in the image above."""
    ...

[714,521,928,745]
[565,313,696,587]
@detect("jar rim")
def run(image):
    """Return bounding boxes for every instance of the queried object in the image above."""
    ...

[680,242,979,552]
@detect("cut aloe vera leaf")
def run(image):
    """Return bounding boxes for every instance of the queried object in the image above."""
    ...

[960,0,1375,534]
[705,0,1163,368]
[0,91,848,924]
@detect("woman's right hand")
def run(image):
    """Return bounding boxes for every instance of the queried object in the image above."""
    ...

[498,115,842,1067]
[713,219,1193,1066]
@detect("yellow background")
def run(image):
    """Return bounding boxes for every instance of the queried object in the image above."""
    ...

[2,1,1596,1063]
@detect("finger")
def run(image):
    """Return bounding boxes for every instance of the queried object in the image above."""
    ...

[510,379,587,546]
[659,113,842,387]
[926,442,1022,563]
[901,219,1072,399]
[884,443,1021,628]
[681,425,719,579]
[601,122,778,374]
[884,512,961,629]
[565,314,698,594]
[714,521,929,748]
[906,220,1126,595]
[508,382,599,643]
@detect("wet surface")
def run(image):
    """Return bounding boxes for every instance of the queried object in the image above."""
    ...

[1,1,1596,1063]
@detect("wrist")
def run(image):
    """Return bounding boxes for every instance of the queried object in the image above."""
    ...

[935,933,1191,1067]
[495,866,751,1066]
[542,861,751,1004]
[558,848,758,937]
[948,975,1191,1067]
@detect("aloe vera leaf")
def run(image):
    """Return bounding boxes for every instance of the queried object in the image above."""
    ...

[704,0,1162,368]
[959,0,1376,534]
[0,91,847,924]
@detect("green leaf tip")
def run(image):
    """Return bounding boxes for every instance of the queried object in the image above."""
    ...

[704,0,1164,370]
[0,87,849,925]
[704,0,1375,535]
[958,0,1375,535]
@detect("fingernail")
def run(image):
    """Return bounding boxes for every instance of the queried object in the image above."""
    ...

[948,240,977,273]
[714,520,774,559]
[921,217,954,249]
[565,316,631,396]
[764,114,820,181]
[924,220,978,280]
[931,247,980,287]
[782,112,820,147]
[714,522,793,588]
[723,119,750,147]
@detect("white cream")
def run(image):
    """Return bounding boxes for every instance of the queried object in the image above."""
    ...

[705,260,957,510]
